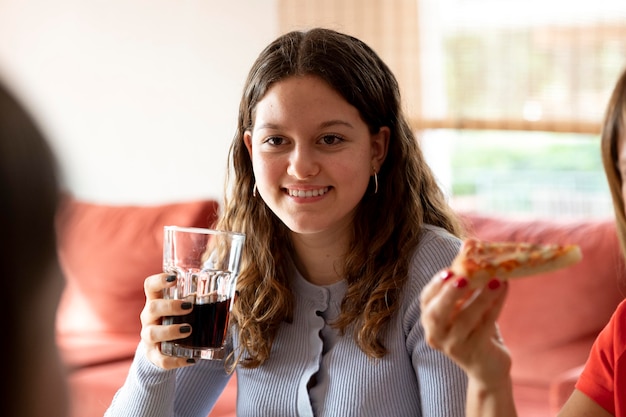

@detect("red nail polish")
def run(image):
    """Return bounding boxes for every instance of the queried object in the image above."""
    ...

[488,279,501,290]
[440,270,454,281]
[453,277,468,288]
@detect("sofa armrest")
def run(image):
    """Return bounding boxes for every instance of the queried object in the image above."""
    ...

[549,364,584,413]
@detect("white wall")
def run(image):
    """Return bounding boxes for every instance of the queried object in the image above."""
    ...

[0,0,279,204]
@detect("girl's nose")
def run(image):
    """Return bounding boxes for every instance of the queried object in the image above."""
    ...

[287,145,320,179]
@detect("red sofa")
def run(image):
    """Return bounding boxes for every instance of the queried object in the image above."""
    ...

[55,197,625,417]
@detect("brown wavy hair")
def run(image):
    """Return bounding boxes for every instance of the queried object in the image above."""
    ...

[215,28,464,369]
[601,67,626,258]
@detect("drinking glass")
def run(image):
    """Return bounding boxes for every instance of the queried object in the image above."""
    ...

[161,226,245,360]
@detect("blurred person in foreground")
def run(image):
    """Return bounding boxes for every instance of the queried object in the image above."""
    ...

[0,79,68,417]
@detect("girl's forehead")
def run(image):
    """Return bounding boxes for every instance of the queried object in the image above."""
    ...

[253,78,360,125]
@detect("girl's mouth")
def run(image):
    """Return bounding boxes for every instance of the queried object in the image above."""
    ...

[286,187,330,198]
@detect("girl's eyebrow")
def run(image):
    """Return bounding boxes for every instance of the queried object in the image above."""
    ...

[319,119,354,129]
[256,120,354,131]
[255,122,280,131]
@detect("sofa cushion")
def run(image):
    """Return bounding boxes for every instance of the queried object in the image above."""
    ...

[460,213,625,358]
[56,196,219,367]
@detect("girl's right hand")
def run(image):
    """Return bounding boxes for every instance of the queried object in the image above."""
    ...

[419,269,512,390]
[139,273,198,369]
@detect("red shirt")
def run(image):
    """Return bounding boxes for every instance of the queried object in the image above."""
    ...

[576,299,626,416]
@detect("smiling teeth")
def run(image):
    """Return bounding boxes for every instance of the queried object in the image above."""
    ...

[288,187,329,198]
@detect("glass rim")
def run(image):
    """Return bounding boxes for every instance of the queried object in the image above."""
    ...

[163,225,245,238]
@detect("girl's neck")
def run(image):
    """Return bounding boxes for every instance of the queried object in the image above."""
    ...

[290,230,349,286]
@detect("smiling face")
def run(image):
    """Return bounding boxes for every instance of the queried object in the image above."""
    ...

[244,75,389,238]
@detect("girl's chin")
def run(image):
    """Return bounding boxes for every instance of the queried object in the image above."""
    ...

[281,214,353,237]
[285,221,346,236]
[284,221,328,235]
[287,226,324,235]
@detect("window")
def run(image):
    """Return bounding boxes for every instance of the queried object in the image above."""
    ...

[416,0,626,218]
[416,0,626,132]
[421,130,611,219]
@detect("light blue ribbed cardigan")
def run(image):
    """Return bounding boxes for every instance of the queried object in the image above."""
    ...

[105,225,467,417]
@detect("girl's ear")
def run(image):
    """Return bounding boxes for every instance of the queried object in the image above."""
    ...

[371,126,390,169]
[244,131,253,158]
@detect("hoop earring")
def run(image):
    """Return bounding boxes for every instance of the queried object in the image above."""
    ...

[373,171,378,194]
[253,183,257,197]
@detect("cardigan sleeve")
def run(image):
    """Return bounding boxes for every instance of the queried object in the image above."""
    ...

[104,343,233,417]
[404,225,468,417]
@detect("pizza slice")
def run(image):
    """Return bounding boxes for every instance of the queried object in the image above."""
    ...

[449,237,583,288]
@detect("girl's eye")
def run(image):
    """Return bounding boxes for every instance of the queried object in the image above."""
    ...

[265,136,285,146]
[320,134,344,145]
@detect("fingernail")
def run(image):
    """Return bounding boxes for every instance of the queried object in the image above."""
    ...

[166,275,176,282]
[181,302,193,310]
[488,279,501,290]
[179,325,191,334]
[440,270,454,281]
[186,358,196,364]
[453,277,468,288]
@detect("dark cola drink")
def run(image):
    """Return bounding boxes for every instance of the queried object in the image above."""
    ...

[170,298,232,348]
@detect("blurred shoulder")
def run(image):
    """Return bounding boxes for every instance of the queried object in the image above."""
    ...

[405,225,462,289]
[416,224,462,258]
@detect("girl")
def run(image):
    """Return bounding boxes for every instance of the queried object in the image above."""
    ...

[106,28,468,417]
